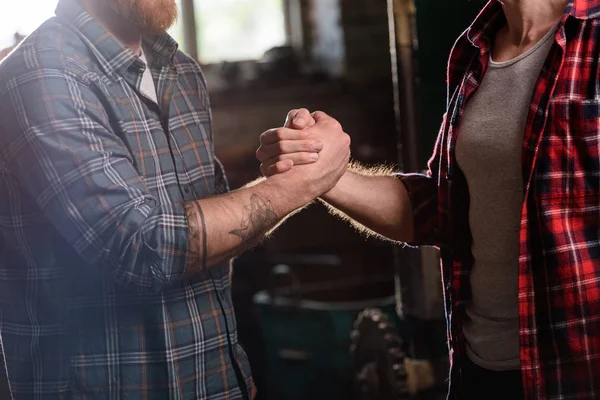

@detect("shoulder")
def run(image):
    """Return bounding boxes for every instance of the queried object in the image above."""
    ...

[0,20,107,135]
[0,18,96,94]
[173,50,209,92]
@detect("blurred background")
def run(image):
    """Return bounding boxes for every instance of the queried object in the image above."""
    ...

[0,1,483,399]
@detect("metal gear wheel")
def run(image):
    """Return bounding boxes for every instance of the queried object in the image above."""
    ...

[350,308,409,400]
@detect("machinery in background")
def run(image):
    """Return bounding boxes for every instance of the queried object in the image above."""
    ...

[350,248,448,400]
[352,309,410,399]
[253,256,399,400]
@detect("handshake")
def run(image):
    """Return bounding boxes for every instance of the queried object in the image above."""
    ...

[255,108,352,199]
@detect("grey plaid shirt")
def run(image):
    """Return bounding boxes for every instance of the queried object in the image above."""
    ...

[0,0,253,398]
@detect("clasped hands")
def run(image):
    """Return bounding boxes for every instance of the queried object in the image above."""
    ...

[255,109,351,198]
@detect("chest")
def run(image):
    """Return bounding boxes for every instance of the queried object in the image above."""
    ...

[446,23,600,202]
[97,66,217,202]
[455,66,535,179]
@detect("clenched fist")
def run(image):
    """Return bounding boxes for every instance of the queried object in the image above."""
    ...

[257,109,350,197]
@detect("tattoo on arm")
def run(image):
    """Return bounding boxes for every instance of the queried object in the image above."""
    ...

[229,194,278,242]
[184,193,279,274]
[184,202,208,272]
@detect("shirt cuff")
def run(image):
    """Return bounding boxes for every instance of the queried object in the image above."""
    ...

[139,201,190,290]
[397,173,440,247]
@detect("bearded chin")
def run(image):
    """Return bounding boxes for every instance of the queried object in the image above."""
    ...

[109,0,179,35]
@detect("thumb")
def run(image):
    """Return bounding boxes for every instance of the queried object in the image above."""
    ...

[285,108,315,129]
[290,108,313,129]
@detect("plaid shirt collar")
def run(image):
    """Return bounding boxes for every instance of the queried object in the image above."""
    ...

[54,0,179,78]
[566,0,600,19]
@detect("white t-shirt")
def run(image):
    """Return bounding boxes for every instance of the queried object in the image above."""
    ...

[139,49,158,105]
[456,25,557,371]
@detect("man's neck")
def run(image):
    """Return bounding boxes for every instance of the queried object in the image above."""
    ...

[499,0,568,46]
[79,0,143,55]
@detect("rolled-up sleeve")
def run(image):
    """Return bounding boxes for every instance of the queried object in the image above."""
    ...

[0,69,189,291]
[397,113,447,247]
[398,172,439,246]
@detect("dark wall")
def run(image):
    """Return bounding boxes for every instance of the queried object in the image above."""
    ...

[415,0,484,167]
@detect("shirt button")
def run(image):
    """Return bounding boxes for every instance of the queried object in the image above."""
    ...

[184,186,190,193]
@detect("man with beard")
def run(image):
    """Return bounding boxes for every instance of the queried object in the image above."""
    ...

[0,0,350,398]
[259,0,600,399]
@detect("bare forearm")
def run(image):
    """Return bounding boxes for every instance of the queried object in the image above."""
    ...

[320,166,414,242]
[184,176,314,274]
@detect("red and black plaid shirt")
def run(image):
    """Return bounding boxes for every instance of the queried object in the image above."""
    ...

[401,0,600,398]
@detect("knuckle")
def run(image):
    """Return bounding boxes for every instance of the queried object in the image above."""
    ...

[274,128,286,140]
[259,131,268,143]
[342,133,351,146]
[275,163,287,173]
[286,110,297,125]
[298,130,310,140]
[323,119,341,131]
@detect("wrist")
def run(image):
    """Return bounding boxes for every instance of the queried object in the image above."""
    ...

[321,170,352,203]
[265,172,320,210]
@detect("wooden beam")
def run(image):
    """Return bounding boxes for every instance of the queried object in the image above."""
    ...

[180,0,198,60]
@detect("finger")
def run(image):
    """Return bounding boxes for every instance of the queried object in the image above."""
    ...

[285,108,313,129]
[261,160,289,176]
[311,111,342,130]
[257,140,323,162]
[259,127,310,146]
[265,152,319,168]
[311,111,331,123]
[261,159,293,176]
[267,160,295,176]
[284,109,298,128]
[291,108,312,129]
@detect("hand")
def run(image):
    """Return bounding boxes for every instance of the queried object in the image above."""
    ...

[257,108,319,176]
[284,108,317,130]
[258,111,351,197]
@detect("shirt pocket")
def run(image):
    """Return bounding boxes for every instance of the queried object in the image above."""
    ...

[534,98,600,200]
[535,193,600,329]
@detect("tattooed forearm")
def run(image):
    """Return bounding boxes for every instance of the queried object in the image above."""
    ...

[184,201,207,272]
[182,183,296,275]
[229,194,279,242]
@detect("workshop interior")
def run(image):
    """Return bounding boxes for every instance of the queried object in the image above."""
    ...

[0,1,482,399]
